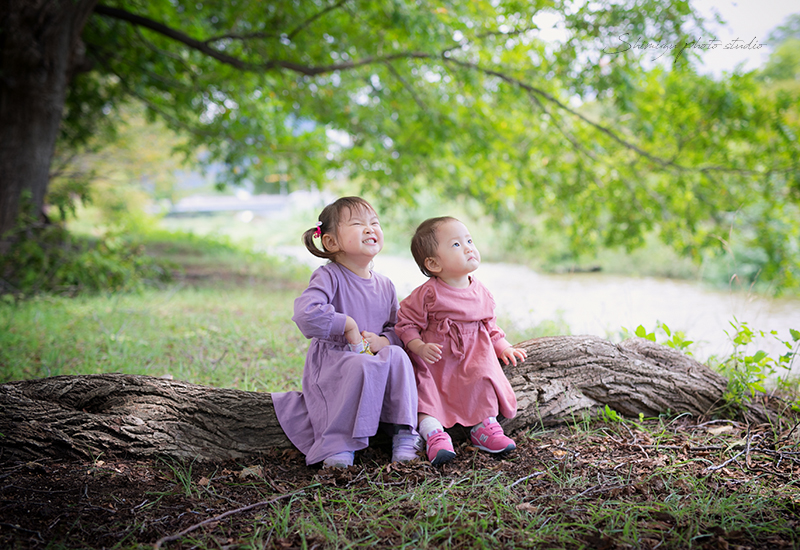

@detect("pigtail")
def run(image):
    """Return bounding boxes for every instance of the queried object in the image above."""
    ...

[302,224,337,260]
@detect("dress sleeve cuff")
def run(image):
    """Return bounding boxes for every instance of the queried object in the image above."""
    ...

[398,329,423,346]
[493,337,512,356]
[330,313,348,338]
[381,330,402,347]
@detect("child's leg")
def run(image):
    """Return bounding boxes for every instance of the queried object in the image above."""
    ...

[419,414,456,465]
[470,416,516,454]
[418,414,444,439]
[379,346,418,427]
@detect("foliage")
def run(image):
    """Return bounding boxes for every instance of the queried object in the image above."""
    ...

[621,322,694,354]
[765,13,800,48]
[0,209,173,298]
[712,319,800,412]
[46,103,196,232]
[38,0,795,291]
[622,319,800,413]
[602,404,622,423]
[160,456,201,498]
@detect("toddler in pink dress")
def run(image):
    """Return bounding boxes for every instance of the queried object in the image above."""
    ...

[395,216,527,465]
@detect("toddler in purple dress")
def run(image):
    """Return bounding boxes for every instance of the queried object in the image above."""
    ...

[272,197,420,468]
[396,217,527,465]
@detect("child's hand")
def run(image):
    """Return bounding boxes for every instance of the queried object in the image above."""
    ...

[500,346,527,366]
[361,331,389,353]
[407,338,442,364]
[417,342,443,364]
[344,316,361,345]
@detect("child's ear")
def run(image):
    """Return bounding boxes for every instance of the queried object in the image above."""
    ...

[424,257,442,274]
[321,233,340,253]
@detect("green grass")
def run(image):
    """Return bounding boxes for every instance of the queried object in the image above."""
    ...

[174,416,797,550]
[0,228,311,390]
[0,286,311,390]
[2,223,799,550]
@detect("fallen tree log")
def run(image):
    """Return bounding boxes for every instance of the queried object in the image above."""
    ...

[0,335,780,463]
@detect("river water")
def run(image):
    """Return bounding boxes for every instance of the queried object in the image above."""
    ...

[270,246,800,369]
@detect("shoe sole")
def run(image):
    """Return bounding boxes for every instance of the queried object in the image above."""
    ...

[392,454,420,463]
[430,449,456,465]
[472,443,516,454]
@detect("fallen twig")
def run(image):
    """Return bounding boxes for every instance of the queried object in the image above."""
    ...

[153,486,311,549]
[707,450,745,472]
[509,471,546,488]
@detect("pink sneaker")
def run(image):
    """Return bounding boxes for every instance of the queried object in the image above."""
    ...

[426,430,456,465]
[470,418,516,454]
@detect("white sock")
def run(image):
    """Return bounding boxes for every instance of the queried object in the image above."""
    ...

[418,416,444,441]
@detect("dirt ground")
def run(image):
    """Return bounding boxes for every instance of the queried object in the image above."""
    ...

[1,419,798,549]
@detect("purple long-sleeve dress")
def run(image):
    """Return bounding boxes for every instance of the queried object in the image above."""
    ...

[272,262,418,465]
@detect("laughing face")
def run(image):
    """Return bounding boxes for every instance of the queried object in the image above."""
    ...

[322,205,384,275]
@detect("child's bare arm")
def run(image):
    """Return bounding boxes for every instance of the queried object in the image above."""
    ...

[344,316,361,345]
[406,338,443,364]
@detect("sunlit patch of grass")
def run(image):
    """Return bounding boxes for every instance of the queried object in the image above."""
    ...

[0,286,307,389]
[0,230,308,390]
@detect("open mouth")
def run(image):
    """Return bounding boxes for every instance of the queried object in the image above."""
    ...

[363,237,378,244]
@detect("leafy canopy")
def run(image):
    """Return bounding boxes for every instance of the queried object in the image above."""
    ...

[64,0,800,290]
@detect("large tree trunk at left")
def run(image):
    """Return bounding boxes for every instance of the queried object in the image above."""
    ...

[0,0,96,245]
[1,335,785,464]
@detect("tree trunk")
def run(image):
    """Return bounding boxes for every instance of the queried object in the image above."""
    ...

[0,0,96,243]
[0,336,780,463]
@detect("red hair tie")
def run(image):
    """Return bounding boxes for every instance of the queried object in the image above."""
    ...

[313,221,322,239]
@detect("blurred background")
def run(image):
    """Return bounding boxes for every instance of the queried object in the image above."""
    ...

[2,0,799,383]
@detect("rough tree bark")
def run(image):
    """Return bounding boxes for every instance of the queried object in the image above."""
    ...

[0,0,96,241]
[0,335,776,463]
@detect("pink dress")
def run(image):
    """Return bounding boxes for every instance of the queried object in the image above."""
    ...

[272,262,418,465]
[395,276,517,428]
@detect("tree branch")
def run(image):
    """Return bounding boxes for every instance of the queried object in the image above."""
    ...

[93,4,431,75]
[92,4,797,179]
[287,0,351,41]
[93,4,258,69]
[444,56,800,178]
